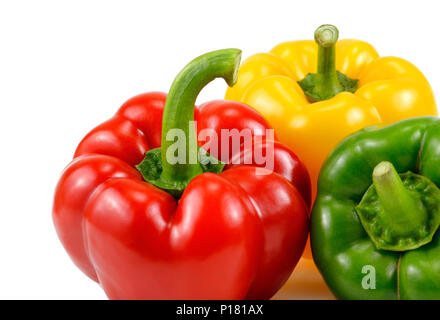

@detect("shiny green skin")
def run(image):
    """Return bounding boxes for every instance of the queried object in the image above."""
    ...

[311,116,440,300]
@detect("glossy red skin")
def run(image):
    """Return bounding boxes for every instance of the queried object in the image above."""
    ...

[116,92,168,149]
[74,116,149,166]
[227,140,311,208]
[52,155,142,281]
[53,92,310,299]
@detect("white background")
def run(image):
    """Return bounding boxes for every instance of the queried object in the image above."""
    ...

[1,0,439,299]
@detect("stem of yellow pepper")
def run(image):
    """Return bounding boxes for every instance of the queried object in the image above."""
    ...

[297,25,358,102]
[313,25,344,99]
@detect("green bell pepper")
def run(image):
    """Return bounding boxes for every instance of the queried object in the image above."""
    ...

[311,116,440,300]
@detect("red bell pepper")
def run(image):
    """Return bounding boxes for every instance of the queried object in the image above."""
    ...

[53,49,310,299]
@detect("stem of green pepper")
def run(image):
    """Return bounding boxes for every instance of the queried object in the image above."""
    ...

[313,24,344,99]
[372,161,427,236]
[158,49,242,190]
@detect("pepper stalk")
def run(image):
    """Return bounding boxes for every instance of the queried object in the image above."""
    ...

[136,49,242,197]
[356,161,440,251]
[298,24,358,102]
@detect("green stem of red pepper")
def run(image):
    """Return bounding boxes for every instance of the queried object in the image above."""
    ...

[297,24,358,102]
[136,49,242,197]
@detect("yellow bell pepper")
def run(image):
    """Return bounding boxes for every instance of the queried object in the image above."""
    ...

[225,25,437,201]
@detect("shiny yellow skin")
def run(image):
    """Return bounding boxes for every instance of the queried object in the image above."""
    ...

[225,39,437,199]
